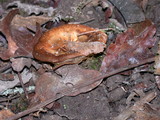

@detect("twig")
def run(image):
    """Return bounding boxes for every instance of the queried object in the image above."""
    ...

[7,57,155,120]
[78,57,155,88]
[0,95,20,103]
[7,97,58,120]
[69,18,95,24]
[113,91,157,120]
[18,72,28,99]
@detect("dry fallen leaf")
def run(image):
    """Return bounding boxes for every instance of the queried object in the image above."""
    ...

[0,9,19,60]
[31,65,102,105]
[135,103,160,120]
[33,24,107,64]
[114,92,159,120]
[155,76,160,89]
[11,15,52,31]
[10,57,42,72]
[0,109,15,120]
[100,25,157,73]
[7,1,55,16]
[10,58,32,72]
[129,19,152,36]
[0,9,42,60]
[0,68,32,93]
[155,42,160,74]
[154,41,160,88]
[134,0,149,11]
[0,73,14,81]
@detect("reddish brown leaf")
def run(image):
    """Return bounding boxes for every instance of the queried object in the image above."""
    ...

[105,7,112,23]
[0,73,14,81]
[0,9,42,60]
[52,0,61,8]
[129,19,152,36]
[0,109,15,120]
[155,41,160,75]
[0,9,19,60]
[100,25,157,73]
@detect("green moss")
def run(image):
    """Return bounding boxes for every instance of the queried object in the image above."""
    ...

[107,22,124,33]
[81,54,104,70]
[10,95,29,113]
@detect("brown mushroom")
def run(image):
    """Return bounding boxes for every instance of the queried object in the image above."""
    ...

[33,24,107,64]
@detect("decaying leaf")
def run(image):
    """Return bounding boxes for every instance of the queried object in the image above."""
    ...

[100,25,157,73]
[0,68,32,93]
[114,92,159,120]
[0,109,15,120]
[31,65,102,104]
[0,9,42,60]
[11,15,52,31]
[155,42,160,88]
[0,9,19,60]
[135,103,160,120]
[10,57,42,72]
[11,58,32,72]
[155,42,160,74]
[155,76,160,89]
[129,19,152,36]
[134,0,149,11]
[33,24,107,64]
[0,73,14,81]
[7,1,56,16]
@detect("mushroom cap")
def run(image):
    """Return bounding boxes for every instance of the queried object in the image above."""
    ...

[33,24,107,63]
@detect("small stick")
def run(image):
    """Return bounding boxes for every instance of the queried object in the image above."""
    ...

[18,72,28,99]
[7,97,58,120]
[78,57,155,88]
[0,95,20,103]
[113,92,157,120]
[7,57,155,120]
[69,18,95,24]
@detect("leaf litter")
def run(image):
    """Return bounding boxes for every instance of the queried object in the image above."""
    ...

[100,25,157,73]
[0,0,160,120]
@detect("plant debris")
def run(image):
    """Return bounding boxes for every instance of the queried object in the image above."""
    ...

[0,0,160,120]
[7,1,56,16]
[0,9,42,60]
[100,25,157,73]
[31,64,103,104]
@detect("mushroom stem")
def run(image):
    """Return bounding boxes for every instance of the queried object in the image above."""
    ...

[77,28,115,36]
